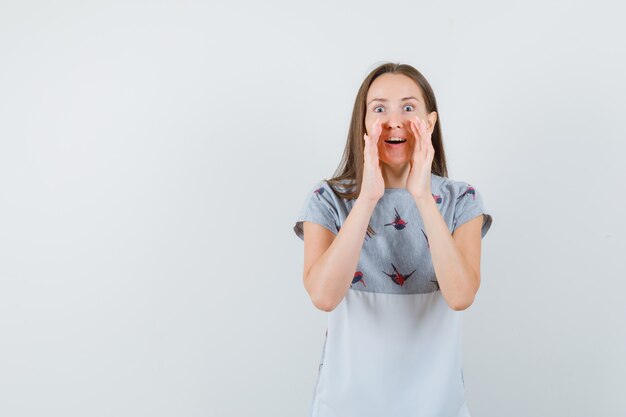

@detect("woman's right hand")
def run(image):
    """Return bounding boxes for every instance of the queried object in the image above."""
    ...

[360,118,385,203]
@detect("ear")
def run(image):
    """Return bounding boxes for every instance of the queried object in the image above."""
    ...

[427,111,437,134]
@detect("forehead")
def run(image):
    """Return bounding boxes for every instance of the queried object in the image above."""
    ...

[366,73,423,101]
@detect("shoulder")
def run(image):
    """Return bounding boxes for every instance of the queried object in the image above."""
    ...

[431,174,485,210]
[308,179,336,200]
[310,178,354,201]
[300,179,344,212]
[433,174,472,195]
[440,176,492,237]
[431,173,460,197]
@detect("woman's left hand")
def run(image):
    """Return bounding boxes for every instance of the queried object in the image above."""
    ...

[406,115,435,201]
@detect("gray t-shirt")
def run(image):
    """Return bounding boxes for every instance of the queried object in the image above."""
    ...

[293,173,493,417]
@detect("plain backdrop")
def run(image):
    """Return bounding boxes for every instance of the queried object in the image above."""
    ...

[1,1,625,416]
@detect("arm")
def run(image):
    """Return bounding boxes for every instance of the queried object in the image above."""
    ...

[303,196,378,312]
[415,197,482,311]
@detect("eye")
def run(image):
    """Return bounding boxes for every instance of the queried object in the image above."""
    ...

[403,104,415,111]
[373,106,384,113]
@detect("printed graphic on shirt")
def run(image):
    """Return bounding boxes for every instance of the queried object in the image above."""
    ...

[313,186,325,200]
[383,263,417,286]
[294,174,492,295]
[421,228,429,248]
[351,271,366,287]
[458,185,476,200]
[384,207,408,230]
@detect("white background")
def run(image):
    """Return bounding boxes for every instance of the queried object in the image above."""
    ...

[1,1,625,416]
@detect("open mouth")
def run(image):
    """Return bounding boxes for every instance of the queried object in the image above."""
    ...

[384,137,407,145]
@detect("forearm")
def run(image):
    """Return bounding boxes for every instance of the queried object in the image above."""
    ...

[415,197,478,310]
[307,196,378,311]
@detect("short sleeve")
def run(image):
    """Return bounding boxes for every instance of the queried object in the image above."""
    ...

[452,182,493,239]
[293,181,340,241]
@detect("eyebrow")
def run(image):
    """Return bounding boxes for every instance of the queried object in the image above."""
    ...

[367,96,420,106]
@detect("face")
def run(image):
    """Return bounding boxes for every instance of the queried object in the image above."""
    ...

[364,73,437,167]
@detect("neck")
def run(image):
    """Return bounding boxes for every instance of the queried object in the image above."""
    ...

[381,162,411,188]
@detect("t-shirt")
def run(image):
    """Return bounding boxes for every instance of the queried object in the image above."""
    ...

[293,173,493,417]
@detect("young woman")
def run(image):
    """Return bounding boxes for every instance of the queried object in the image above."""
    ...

[293,62,493,417]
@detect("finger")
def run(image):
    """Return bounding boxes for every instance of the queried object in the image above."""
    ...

[427,123,434,147]
[410,120,421,154]
[371,134,380,161]
[373,118,382,143]
[409,120,417,154]
[421,118,434,149]
[416,117,427,151]
[372,119,382,154]
[365,132,378,166]
[416,116,425,135]
[414,117,424,137]
[418,117,429,141]
[410,119,419,140]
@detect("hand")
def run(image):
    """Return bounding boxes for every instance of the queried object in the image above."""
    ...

[406,116,434,201]
[360,118,385,202]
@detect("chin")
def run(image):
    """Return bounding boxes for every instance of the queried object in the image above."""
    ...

[381,156,411,168]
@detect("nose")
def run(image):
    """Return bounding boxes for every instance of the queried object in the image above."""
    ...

[385,112,404,129]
